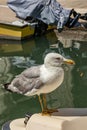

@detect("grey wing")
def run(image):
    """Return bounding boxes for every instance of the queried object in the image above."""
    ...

[8,65,44,95]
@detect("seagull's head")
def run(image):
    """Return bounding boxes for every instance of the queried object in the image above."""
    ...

[44,53,75,68]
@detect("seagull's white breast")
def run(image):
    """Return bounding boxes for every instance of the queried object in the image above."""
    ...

[37,65,64,94]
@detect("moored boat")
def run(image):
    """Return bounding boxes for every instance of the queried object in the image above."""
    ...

[2,108,87,130]
[0,5,55,40]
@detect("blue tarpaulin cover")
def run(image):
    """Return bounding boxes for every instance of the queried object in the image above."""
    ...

[8,0,71,29]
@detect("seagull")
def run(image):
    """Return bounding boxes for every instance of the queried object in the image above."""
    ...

[4,52,75,114]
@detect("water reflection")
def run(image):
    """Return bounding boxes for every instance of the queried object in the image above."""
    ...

[49,36,87,108]
[0,32,87,128]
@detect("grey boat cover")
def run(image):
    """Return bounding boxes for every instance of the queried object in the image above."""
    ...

[7,0,71,29]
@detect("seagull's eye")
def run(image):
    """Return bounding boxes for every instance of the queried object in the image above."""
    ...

[56,57,61,60]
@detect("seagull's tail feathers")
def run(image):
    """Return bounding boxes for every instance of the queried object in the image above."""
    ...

[3,83,24,95]
[3,83,12,92]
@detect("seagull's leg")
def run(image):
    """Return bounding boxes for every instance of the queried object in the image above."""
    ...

[42,94,48,110]
[42,94,58,114]
[38,95,44,112]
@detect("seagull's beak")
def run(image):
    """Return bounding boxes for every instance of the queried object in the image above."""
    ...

[64,58,75,65]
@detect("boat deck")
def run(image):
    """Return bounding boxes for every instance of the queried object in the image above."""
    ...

[0,2,19,24]
[0,0,87,24]
[58,0,87,9]
[0,0,87,40]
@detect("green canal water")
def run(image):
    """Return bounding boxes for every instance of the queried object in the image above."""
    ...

[0,31,87,128]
